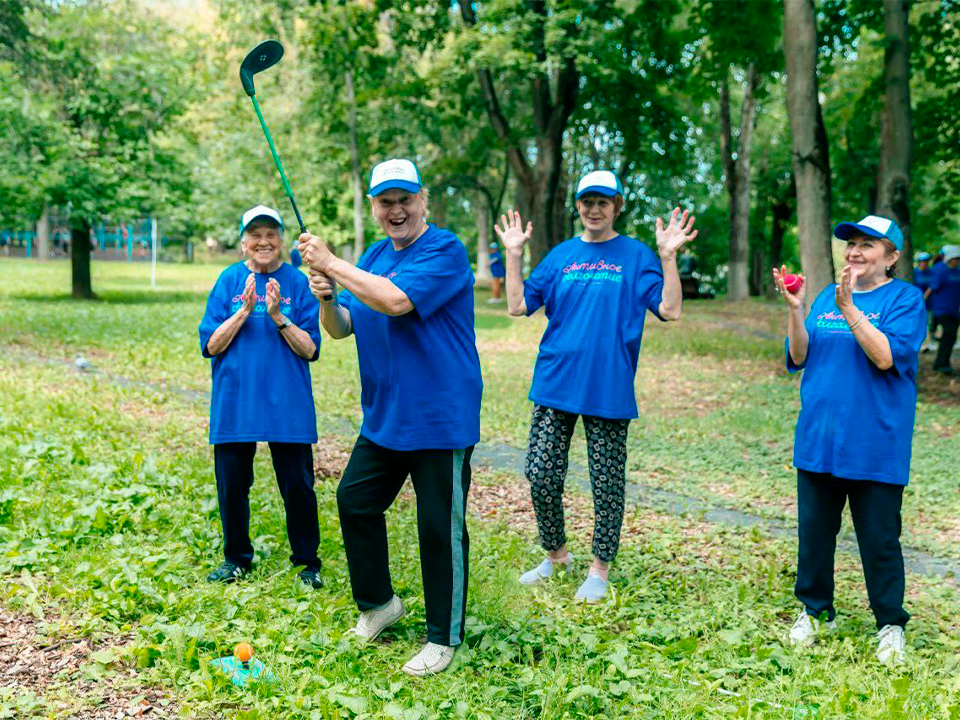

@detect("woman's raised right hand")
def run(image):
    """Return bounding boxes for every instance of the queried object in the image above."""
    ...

[241,273,257,315]
[772,265,806,310]
[494,209,532,254]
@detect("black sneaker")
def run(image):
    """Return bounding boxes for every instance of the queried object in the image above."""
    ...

[206,560,248,584]
[297,566,322,589]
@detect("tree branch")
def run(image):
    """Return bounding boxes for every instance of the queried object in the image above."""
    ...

[457,0,533,186]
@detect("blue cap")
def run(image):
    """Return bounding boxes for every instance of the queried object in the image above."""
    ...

[915,251,932,262]
[833,215,904,251]
[575,170,623,199]
[369,159,422,197]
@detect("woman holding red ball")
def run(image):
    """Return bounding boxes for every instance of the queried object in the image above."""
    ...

[773,215,926,665]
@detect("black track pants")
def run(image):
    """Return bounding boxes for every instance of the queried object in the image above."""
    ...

[795,469,908,629]
[214,442,321,570]
[337,435,473,646]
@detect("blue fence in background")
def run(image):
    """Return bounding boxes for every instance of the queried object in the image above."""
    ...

[1,218,161,260]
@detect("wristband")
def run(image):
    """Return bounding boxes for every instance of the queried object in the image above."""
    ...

[848,312,866,331]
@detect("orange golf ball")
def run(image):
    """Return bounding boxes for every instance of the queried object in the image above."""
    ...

[234,642,254,663]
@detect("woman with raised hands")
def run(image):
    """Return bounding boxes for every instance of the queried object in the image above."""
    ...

[774,215,926,665]
[496,170,697,603]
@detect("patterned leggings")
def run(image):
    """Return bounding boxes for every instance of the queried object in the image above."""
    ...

[524,405,630,562]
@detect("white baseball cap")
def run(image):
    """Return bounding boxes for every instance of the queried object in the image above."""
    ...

[240,205,283,236]
[576,170,623,199]
[943,245,960,262]
[833,215,904,251]
[369,159,422,197]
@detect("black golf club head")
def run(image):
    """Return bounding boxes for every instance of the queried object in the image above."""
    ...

[239,40,284,97]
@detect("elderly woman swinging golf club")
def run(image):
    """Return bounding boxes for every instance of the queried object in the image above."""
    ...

[198,205,323,589]
[496,171,697,603]
[773,215,926,665]
[298,159,482,677]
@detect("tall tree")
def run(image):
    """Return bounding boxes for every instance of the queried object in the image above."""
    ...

[719,64,759,301]
[692,0,781,300]
[783,0,835,298]
[456,0,578,265]
[876,0,913,279]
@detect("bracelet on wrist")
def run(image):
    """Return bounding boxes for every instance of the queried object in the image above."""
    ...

[848,312,866,331]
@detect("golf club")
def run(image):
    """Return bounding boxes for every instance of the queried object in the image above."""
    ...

[240,40,331,298]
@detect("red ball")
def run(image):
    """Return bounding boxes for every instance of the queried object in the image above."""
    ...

[782,273,802,294]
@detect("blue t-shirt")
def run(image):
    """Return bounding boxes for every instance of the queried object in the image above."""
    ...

[337,224,482,451]
[928,262,960,318]
[523,234,665,419]
[786,280,926,485]
[913,267,932,310]
[199,262,321,444]
[489,250,505,278]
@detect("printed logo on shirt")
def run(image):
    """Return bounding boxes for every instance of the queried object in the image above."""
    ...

[231,292,292,317]
[816,309,880,333]
[561,259,624,284]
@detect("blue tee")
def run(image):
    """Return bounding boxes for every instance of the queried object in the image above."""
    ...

[786,280,926,485]
[523,234,665,419]
[913,267,932,310]
[337,224,482,451]
[199,262,321,444]
[928,262,960,318]
[489,250,505,278]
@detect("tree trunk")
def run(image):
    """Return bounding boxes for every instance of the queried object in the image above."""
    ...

[877,0,913,280]
[36,204,50,261]
[783,0,835,302]
[749,237,766,296]
[720,64,759,302]
[433,185,448,228]
[765,192,793,299]
[475,192,492,281]
[457,0,578,268]
[71,217,93,299]
[345,70,365,260]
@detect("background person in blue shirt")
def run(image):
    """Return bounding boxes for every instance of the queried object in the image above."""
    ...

[496,170,697,604]
[488,241,505,303]
[198,205,323,589]
[298,159,482,678]
[924,245,960,374]
[912,251,933,352]
[774,214,926,665]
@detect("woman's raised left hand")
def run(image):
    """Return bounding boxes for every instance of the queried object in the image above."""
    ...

[835,264,860,313]
[266,278,281,318]
[655,208,698,260]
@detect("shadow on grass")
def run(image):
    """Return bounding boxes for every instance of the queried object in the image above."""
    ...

[11,290,208,305]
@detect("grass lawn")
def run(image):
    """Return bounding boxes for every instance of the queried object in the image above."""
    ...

[1,256,959,717]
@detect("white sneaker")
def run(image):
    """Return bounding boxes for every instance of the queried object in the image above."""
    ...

[788,609,836,647]
[519,555,573,586]
[351,595,405,642]
[876,624,905,665]
[402,642,455,677]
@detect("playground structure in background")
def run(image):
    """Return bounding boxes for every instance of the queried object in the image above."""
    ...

[0,214,164,261]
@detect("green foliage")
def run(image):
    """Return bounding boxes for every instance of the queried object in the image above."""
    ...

[0,259,959,715]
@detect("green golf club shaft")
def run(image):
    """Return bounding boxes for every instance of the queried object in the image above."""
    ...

[251,95,306,235]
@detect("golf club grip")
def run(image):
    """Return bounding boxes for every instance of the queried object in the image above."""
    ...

[292,211,333,302]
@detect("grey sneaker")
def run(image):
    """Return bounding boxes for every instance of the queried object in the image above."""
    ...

[574,572,609,603]
[519,555,573,585]
[351,595,405,642]
[788,609,837,647]
[402,642,456,677]
[876,624,905,665]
